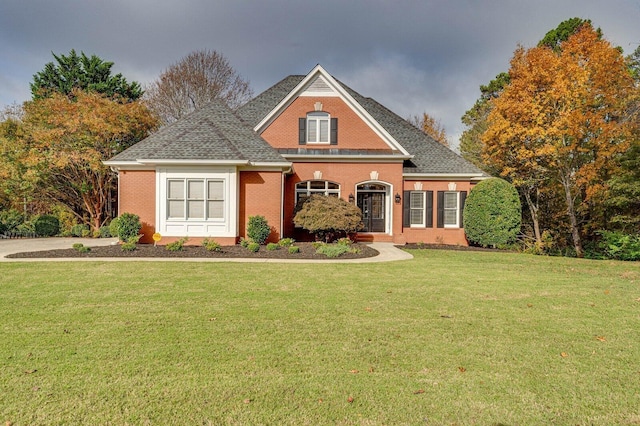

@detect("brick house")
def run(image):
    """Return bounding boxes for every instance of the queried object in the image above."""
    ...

[105,65,486,245]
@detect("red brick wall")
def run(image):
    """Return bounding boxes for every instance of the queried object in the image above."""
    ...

[261,96,391,151]
[118,170,156,244]
[283,162,405,240]
[401,180,476,246]
[239,171,283,243]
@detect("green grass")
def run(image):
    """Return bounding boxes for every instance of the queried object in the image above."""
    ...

[1,250,639,425]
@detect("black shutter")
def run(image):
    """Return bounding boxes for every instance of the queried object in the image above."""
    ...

[299,118,306,145]
[459,191,467,228]
[402,191,411,227]
[426,190,434,228]
[330,118,338,145]
[437,191,444,228]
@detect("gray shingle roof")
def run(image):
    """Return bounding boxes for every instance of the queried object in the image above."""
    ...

[109,99,285,163]
[237,74,485,176]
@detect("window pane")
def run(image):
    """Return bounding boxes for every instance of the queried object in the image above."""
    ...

[168,180,184,199]
[410,210,423,225]
[188,180,204,200]
[319,119,329,142]
[168,200,184,218]
[410,192,424,209]
[208,200,224,219]
[307,120,317,142]
[208,181,224,200]
[188,200,204,219]
[309,180,325,190]
[444,210,457,225]
[444,192,458,209]
[295,182,307,190]
[327,182,339,190]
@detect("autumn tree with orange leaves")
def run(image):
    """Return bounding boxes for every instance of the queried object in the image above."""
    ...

[483,24,638,257]
[17,90,157,230]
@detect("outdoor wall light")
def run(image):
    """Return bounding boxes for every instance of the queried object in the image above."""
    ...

[395,193,401,204]
[348,193,355,203]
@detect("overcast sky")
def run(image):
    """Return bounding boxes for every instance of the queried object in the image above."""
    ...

[1,0,639,149]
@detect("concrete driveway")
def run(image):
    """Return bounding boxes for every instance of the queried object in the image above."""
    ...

[0,237,118,259]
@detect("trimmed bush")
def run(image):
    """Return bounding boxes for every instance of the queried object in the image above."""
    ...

[99,225,112,238]
[288,245,300,254]
[240,237,250,248]
[278,238,295,247]
[247,215,271,245]
[121,235,141,252]
[266,242,279,251]
[463,178,521,248]
[111,213,142,242]
[34,215,60,237]
[315,243,352,258]
[294,195,363,242]
[166,238,188,252]
[203,238,222,252]
[72,243,90,253]
[247,242,260,252]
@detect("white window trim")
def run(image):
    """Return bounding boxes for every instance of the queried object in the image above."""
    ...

[409,191,425,228]
[306,112,330,144]
[443,191,460,228]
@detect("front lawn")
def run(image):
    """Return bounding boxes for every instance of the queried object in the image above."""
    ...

[1,250,639,425]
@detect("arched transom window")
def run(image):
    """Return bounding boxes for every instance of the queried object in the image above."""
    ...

[295,180,340,205]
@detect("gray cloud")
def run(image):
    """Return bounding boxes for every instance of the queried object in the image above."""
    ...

[2,0,639,149]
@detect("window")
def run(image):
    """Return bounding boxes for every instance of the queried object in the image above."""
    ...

[410,191,425,227]
[295,180,340,206]
[307,112,330,143]
[299,115,337,145]
[166,178,225,220]
[443,192,459,227]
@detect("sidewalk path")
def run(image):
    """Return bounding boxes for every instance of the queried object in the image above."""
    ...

[0,238,413,263]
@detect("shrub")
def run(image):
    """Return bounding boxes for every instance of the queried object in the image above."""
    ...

[463,178,521,248]
[34,215,60,237]
[203,238,222,252]
[337,237,353,246]
[109,217,120,239]
[278,238,295,247]
[247,242,260,252]
[288,245,300,254]
[266,242,279,251]
[0,221,6,235]
[121,235,141,252]
[166,238,188,252]
[71,224,89,237]
[81,229,91,238]
[294,195,363,242]
[112,213,142,242]
[239,237,250,248]
[598,230,640,261]
[0,209,24,232]
[99,225,112,238]
[72,243,90,253]
[247,215,271,245]
[315,243,352,258]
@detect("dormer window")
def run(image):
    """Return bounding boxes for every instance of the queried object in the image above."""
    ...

[299,113,338,145]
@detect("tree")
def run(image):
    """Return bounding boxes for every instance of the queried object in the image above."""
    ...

[483,25,637,257]
[460,18,594,172]
[19,90,157,230]
[408,112,449,147]
[30,49,143,101]
[144,50,253,124]
[463,178,521,248]
[293,195,363,242]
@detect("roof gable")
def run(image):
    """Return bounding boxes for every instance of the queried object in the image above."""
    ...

[252,65,411,156]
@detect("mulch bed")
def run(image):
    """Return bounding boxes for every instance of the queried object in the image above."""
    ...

[399,243,504,252]
[6,242,379,260]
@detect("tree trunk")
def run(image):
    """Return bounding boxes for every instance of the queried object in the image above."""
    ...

[523,188,542,245]
[560,173,584,258]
